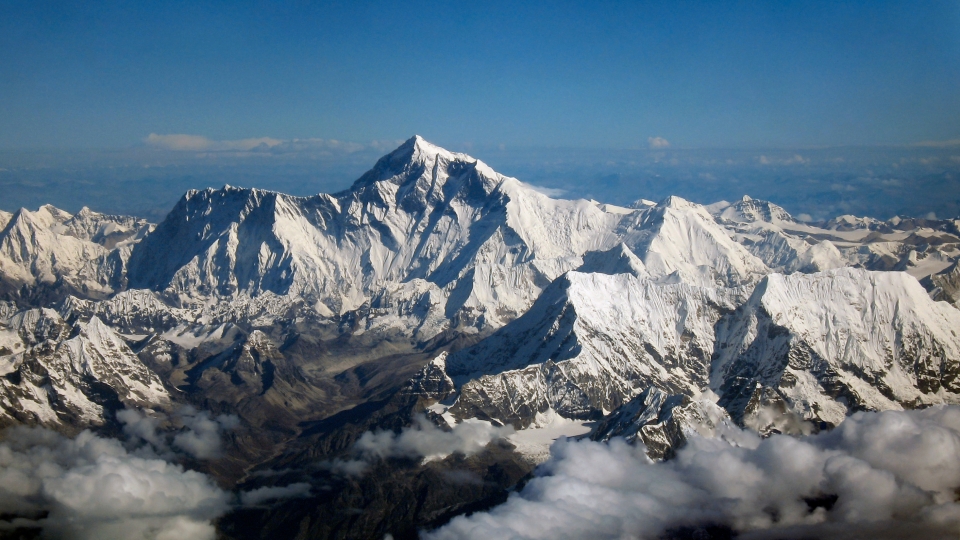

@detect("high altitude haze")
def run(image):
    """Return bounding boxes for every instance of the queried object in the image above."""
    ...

[2,0,959,149]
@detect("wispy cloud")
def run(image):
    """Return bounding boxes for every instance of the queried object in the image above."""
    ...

[524,183,568,198]
[144,133,403,155]
[145,133,283,152]
[239,483,312,507]
[758,154,809,165]
[911,139,960,148]
[323,415,513,476]
[0,406,314,538]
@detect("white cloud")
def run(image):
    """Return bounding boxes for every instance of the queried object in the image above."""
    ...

[785,154,809,165]
[239,483,312,507]
[911,139,960,148]
[0,427,230,540]
[144,133,402,155]
[172,407,239,459]
[648,136,670,149]
[145,133,216,151]
[426,406,960,540]
[797,213,814,222]
[119,406,239,460]
[758,154,809,166]
[145,133,283,152]
[523,183,567,198]
[325,415,513,475]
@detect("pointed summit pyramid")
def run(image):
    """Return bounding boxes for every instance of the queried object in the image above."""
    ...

[619,195,770,287]
[124,138,627,331]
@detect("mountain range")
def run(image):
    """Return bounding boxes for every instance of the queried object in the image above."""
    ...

[2,136,959,539]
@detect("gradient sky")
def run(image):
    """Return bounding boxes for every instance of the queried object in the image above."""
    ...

[1,0,959,149]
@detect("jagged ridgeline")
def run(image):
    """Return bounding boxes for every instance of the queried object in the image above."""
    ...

[2,136,960,538]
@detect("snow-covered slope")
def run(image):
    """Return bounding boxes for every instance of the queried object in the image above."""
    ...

[620,196,770,287]
[115,137,790,346]
[446,271,743,427]
[928,261,960,306]
[0,205,149,304]
[124,137,616,333]
[712,267,960,427]
[433,265,960,448]
[713,196,846,273]
[60,206,151,248]
[577,243,648,278]
[712,196,960,302]
[0,308,169,428]
[2,136,959,458]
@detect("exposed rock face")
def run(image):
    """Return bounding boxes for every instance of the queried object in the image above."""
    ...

[591,387,731,459]
[928,261,960,307]
[402,352,456,400]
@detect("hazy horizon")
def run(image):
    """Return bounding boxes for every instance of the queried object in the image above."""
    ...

[2,136,958,223]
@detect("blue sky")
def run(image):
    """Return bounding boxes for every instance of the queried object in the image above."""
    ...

[1,0,959,149]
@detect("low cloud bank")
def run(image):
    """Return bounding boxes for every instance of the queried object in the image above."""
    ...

[327,415,513,475]
[0,427,230,540]
[427,406,960,540]
[0,406,309,538]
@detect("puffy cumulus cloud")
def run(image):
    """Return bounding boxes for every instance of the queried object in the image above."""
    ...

[172,407,240,459]
[119,406,239,460]
[116,407,165,448]
[426,407,960,540]
[0,426,230,540]
[326,415,513,476]
[648,136,670,149]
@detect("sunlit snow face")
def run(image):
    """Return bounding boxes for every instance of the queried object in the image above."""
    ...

[425,406,960,540]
